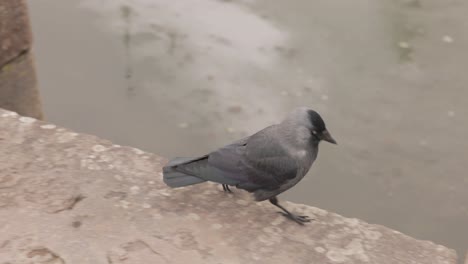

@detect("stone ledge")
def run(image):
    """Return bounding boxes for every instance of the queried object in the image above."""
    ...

[0,108,458,264]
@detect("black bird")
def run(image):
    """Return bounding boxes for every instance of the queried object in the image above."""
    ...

[163,107,336,224]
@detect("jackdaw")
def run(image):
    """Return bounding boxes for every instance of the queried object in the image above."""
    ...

[163,107,336,224]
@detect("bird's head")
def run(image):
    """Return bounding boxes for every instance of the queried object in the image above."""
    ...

[282,107,337,144]
[285,107,337,144]
[305,109,336,144]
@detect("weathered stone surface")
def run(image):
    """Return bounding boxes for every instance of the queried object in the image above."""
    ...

[0,0,42,119]
[0,108,458,264]
[0,0,32,67]
[0,52,43,119]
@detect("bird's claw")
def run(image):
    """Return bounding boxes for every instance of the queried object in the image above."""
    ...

[222,184,232,193]
[277,212,312,225]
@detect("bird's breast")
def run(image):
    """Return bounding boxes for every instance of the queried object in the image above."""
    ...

[295,150,307,158]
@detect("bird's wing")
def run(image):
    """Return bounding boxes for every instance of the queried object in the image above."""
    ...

[167,137,251,186]
[168,126,300,192]
[242,128,299,189]
[209,126,299,192]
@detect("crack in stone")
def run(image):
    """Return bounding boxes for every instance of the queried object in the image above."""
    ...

[0,240,11,249]
[27,247,65,264]
[50,194,86,213]
[0,48,29,70]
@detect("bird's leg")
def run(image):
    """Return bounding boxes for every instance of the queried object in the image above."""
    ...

[222,184,232,193]
[269,196,311,225]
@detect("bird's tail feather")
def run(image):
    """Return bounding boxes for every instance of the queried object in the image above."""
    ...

[163,169,206,188]
[163,157,207,188]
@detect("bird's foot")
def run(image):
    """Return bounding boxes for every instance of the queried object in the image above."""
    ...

[277,212,312,225]
[222,184,232,193]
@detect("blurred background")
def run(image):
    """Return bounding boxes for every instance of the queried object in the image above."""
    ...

[27,0,467,256]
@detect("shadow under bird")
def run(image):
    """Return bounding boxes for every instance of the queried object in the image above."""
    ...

[162,107,337,224]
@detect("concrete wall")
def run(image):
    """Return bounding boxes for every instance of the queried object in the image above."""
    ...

[0,0,43,119]
[0,108,459,264]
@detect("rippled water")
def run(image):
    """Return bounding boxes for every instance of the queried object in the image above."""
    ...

[29,0,468,257]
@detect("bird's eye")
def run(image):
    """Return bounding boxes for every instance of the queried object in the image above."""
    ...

[312,130,318,135]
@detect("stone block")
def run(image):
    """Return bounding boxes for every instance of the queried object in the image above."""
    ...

[0,109,459,264]
[0,52,43,119]
[0,0,32,67]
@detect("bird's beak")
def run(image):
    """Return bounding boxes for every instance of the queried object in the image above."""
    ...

[321,130,337,144]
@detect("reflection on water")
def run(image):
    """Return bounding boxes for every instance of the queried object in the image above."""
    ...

[120,5,135,97]
[28,0,468,257]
